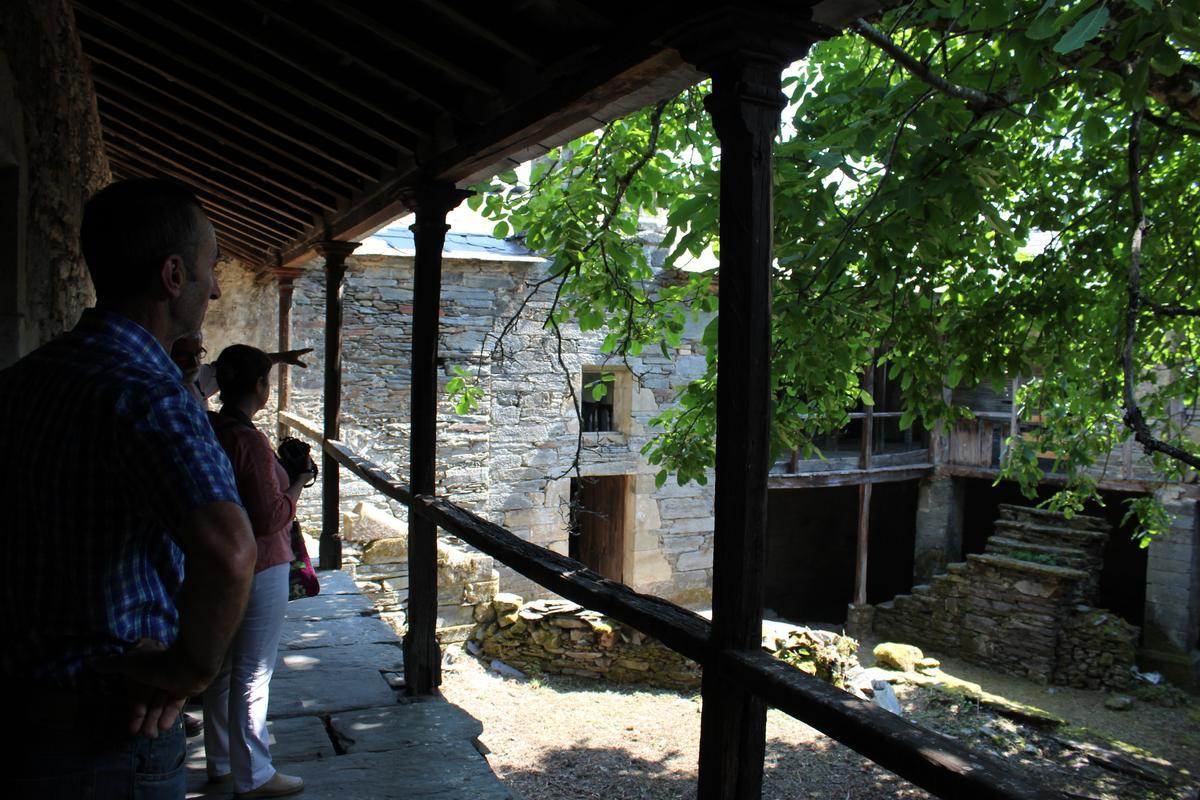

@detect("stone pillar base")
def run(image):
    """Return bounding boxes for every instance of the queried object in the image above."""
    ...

[844,603,875,641]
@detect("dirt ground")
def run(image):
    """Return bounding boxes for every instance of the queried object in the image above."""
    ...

[440,644,1200,800]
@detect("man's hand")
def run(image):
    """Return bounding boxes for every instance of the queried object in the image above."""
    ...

[92,639,196,738]
[270,348,314,368]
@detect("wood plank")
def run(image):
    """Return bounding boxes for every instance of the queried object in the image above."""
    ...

[111,0,415,155]
[768,464,934,489]
[935,463,1183,495]
[722,649,1062,800]
[165,0,427,139]
[279,410,326,445]
[87,58,363,190]
[75,16,389,177]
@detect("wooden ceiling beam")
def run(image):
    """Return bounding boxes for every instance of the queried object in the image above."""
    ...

[87,58,362,191]
[161,0,429,141]
[107,0,417,158]
[238,0,460,119]
[80,37,378,184]
[99,111,331,219]
[409,0,542,68]
[105,157,282,259]
[104,150,307,240]
[93,88,342,212]
[74,7,396,174]
[317,0,504,96]
[103,136,315,229]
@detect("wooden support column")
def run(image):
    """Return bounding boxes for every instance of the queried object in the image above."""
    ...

[679,18,813,799]
[315,240,360,571]
[854,356,876,606]
[272,267,303,443]
[405,181,470,696]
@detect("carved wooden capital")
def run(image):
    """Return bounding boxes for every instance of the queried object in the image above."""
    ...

[314,239,361,272]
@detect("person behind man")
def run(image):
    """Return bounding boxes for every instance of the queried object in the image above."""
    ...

[0,178,257,798]
[170,332,313,407]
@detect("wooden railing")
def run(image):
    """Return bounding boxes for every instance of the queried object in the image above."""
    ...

[279,410,1057,799]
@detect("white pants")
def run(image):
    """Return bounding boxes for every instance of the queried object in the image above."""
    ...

[203,563,289,793]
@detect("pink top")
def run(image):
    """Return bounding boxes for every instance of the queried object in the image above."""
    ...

[209,411,295,573]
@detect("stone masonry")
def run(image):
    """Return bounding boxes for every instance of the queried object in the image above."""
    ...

[874,504,1139,690]
[288,234,716,607]
[340,502,500,644]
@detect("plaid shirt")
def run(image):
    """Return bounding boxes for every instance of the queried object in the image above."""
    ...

[0,309,240,688]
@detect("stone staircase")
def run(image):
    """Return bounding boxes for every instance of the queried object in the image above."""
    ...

[874,504,1138,689]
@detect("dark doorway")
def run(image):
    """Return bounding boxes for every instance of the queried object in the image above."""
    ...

[570,475,628,581]
[766,481,919,626]
[961,478,1148,626]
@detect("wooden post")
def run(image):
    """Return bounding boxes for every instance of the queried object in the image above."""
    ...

[681,22,812,797]
[854,355,876,606]
[405,181,470,696]
[272,267,303,443]
[315,240,360,571]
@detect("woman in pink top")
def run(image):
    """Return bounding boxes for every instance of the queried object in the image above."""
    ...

[203,345,311,799]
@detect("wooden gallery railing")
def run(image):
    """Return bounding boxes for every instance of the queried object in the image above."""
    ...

[279,409,1056,800]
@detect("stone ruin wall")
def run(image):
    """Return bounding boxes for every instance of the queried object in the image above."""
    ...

[1,0,111,360]
[288,253,717,607]
[874,504,1139,690]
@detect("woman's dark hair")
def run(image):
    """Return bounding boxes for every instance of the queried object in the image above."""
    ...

[213,345,271,405]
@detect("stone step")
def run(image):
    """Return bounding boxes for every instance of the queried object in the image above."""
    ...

[986,536,1088,560]
[997,503,1109,532]
[994,518,1109,546]
[966,552,1088,579]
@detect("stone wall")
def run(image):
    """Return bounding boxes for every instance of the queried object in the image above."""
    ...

[874,504,1139,690]
[473,594,702,691]
[1,0,110,362]
[340,502,499,643]
[287,250,716,606]
[1141,485,1200,687]
[472,595,863,693]
[202,261,278,364]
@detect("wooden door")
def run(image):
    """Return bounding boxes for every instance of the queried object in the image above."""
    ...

[570,475,627,581]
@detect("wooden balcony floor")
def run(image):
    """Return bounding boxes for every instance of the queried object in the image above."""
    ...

[185,570,512,799]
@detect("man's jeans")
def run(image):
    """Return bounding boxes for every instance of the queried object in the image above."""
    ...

[11,713,187,799]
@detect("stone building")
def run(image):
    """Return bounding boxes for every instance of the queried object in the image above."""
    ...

[284,225,717,607]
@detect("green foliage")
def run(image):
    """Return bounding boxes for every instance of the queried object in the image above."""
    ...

[471,0,1200,539]
[445,365,485,416]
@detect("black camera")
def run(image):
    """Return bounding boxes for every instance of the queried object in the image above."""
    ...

[277,437,318,486]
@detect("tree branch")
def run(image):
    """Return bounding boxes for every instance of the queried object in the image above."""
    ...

[1121,109,1200,470]
[851,19,1013,114]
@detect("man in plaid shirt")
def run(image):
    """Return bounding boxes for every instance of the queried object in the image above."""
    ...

[0,179,257,798]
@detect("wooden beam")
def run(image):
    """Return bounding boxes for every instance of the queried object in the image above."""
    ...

[768,464,934,490]
[722,649,1061,800]
[240,0,458,116]
[315,240,360,571]
[934,463,1182,495]
[405,181,470,696]
[854,355,875,606]
[273,268,303,443]
[110,0,417,156]
[75,12,391,176]
[103,154,289,257]
[94,90,340,212]
[318,0,504,95]
[278,410,324,444]
[693,45,791,800]
[161,0,428,140]
[101,124,318,225]
[86,57,364,190]
[409,0,543,68]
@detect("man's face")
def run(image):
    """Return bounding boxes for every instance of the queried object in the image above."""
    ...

[174,211,221,336]
[171,335,205,383]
